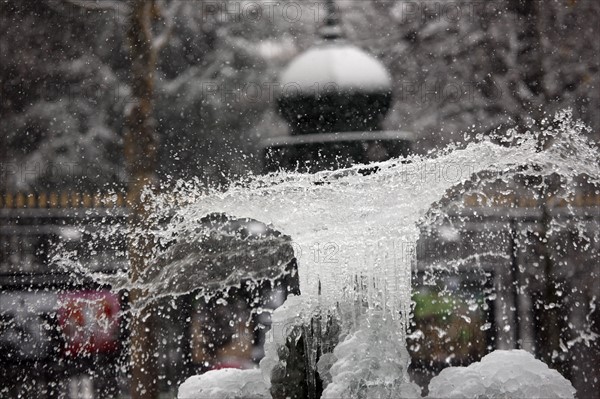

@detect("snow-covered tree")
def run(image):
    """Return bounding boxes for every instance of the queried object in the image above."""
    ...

[341,0,599,150]
[1,0,598,187]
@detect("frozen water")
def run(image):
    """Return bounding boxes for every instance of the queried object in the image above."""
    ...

[322,310,422,398]
[127,110,598,321]
[259,294,308,386]
[56,110,600,320]
[53,110,599,396]
[427,349,576,399]
[177,368,269,399]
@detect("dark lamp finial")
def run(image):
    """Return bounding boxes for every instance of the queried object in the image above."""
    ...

[319,0,343,40]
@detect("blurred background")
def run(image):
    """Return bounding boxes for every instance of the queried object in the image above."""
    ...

[1,0,599,398]
[2,0,599,190]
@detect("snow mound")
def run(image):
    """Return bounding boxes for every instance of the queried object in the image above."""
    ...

[427,350,576,399]
[177,368,269,399]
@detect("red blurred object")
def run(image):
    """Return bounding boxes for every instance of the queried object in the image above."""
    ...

[57,290,120,356]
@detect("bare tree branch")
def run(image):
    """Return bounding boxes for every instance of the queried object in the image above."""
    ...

[152,0,181,51]
[62,0,129,13]
[161,54,229,95]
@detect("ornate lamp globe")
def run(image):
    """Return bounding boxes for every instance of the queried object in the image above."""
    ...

[276,1,393,135]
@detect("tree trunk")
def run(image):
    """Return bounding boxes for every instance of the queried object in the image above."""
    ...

[125,1,159,398]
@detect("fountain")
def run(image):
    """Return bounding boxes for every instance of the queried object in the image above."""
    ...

[1,1,597,397]
[54,109,599,398]
[48,3,599,397]
[172,109,598,399]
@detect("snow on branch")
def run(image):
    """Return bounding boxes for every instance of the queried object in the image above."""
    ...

[152,0,181,51]
[62,0,129,13]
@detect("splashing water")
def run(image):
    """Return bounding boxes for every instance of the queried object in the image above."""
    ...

[54,110,600,396]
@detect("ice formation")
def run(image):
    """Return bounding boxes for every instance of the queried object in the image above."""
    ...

[258,295,307,386]
[177,295,307,399]
[58,111,600,325]
[55,111,598,398]
[427,350,576,399]
[177,369,269,399]
[321,311,421,398]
